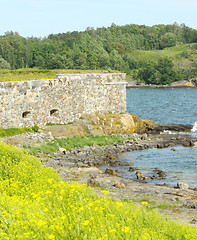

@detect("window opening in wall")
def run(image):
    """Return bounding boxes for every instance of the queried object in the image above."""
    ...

[50,109,59,117]
[22,111,31,118]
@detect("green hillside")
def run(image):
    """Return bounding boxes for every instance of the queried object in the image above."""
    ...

[0,23,196,84]
[129,43,197,84]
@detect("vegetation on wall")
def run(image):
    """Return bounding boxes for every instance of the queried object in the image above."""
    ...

[0,68,111,82]
[0,23,196,84]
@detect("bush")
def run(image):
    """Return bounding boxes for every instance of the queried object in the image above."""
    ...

[32,124,39,132]
[137,57,180,85]
[0,57,11,69]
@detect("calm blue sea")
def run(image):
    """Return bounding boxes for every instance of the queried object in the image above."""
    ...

[117,88,197,187]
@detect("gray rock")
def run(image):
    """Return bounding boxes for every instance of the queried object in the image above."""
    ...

[114,182,125,188]
[105,168,119,176]
[128,167,136,172]
[157,171,166,178]
[177,182,189,190]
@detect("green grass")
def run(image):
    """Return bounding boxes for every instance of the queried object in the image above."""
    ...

[131,44,195,62]
[128,43,197,80]
[128,43,197,72]
[23,134,134,154]
[0,126,38,137]
[0,141,196,239]
[123,196,177,210]
[0,68,119,82]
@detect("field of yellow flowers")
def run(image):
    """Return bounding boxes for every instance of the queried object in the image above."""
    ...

[0,141,196,239]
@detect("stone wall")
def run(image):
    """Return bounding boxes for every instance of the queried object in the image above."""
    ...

[0,73,127,128]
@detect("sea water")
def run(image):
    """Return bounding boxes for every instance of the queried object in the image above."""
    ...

[116,88,197,187]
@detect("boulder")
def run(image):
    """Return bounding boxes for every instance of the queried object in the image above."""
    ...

[182,140,195,147]
[157,124,193,132]
[177,182,189,190]
[43,111,162,137]
[124,163,131,166]
[120,113,138,133]
[136,171,145,180]
[114,182,125,189]
[157,171,166,178]
[105,168,119,176]
[128,167,136,172]
[87,178,101,187]
[131,114,160,134]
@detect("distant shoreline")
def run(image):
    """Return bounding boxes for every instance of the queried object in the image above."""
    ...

[126,79,197,89]
[127,85,197,89]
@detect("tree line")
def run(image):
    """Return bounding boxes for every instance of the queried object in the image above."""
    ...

[0,23,197,84]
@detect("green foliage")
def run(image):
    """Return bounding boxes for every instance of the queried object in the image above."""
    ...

[0,126,39,137]
[24,134,134,154]
[31,124,39,132]
[0,141,197,239]
[137,54,197,85]
[0,23,196,84]
[159,33,177,49]
[0,57,11,69]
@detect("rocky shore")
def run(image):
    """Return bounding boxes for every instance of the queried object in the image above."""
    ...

[127,78,197,89]
[43,131,196,170]
[1,114,197,226]
[38,129,197,226]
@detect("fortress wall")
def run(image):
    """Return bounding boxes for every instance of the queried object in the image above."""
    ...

[0,73,127,128]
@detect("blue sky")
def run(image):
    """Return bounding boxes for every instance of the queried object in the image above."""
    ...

[0,0,196,37]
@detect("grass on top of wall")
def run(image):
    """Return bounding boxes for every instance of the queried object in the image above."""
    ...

[0,68,119,82]
[0,140,197,239]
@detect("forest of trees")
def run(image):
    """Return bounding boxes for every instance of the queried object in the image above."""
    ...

[0,23,197,84]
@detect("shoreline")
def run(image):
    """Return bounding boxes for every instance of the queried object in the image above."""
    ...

[40,131,197,226]
[127,86,197,89]
[126,79,197,89]
[42,132,197,188]
[126,85,197,89]
[1,124,197,226]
